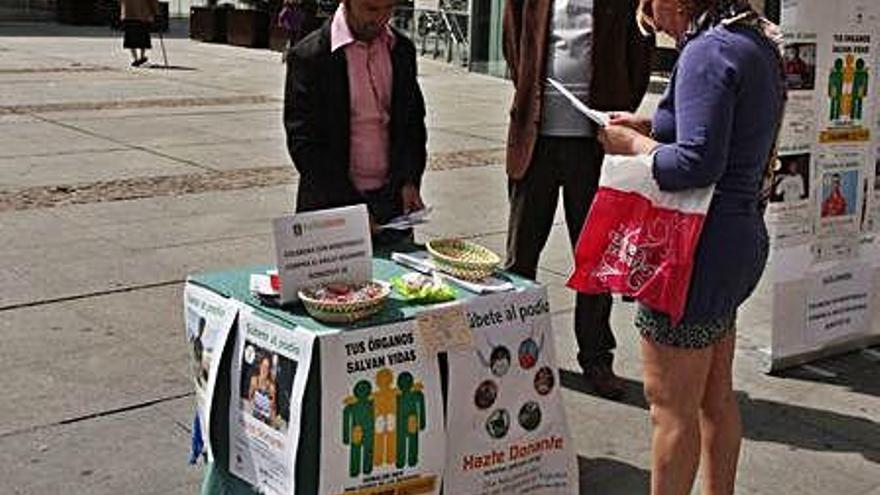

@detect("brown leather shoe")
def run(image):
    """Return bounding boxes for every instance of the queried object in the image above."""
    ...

[583,363,625,401]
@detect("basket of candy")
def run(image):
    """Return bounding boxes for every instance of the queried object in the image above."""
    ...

[298,281,390,323]
[426,239,501,281]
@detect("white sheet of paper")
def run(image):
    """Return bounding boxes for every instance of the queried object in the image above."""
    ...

[379,206,433,231]
[546,77,609,127]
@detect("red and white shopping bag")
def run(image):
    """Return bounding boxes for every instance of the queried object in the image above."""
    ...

[567,154,714,324]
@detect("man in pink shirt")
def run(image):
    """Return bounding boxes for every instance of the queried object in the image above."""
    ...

[285,0,427,245]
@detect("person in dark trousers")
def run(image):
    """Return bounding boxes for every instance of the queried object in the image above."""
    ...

[503,0,654,399]
[284,0,427,246]
[120,0,158,67]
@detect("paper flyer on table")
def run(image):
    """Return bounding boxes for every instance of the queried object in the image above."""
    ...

[318,320,444,495]
[229,309,315,495]
[445,287,578,495]
[183,282,239,461]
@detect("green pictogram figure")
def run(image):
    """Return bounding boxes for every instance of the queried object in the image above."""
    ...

[829,58,844,120]
[395,372,426,469]
[851,58,869,120]
[342,380,375,477]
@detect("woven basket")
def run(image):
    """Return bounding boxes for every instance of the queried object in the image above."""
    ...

[426,239,501,281]
[298,281,390,324]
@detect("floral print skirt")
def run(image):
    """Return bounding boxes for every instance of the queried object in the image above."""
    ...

[635,305,736,349]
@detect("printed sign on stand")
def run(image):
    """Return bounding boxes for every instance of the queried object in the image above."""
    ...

[229,309,315,495]
[445,288,578,495]
[183,282,239,461]
[319,321,445,495]
[273,205,372,304]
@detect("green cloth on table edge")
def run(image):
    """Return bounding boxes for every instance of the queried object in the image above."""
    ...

[189,246,535,495]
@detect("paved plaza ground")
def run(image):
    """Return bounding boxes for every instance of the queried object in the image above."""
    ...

[0,19,878,495]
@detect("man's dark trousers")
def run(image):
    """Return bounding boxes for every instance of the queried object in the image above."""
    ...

[506,136,615,369]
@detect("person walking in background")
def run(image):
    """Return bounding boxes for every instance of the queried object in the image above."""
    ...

[120,0,158,67]
[502,0,654,400]
[597,0,785,493]
[278,0,306,62]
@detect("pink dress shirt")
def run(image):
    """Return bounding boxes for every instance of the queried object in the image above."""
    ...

[331,5,395,193]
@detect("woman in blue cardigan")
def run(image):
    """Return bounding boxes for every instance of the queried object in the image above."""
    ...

[598,0,784,493]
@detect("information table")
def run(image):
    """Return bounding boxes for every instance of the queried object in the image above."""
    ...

[187,254,578,495]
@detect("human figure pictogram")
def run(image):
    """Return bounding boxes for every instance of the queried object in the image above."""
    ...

[395,371,426,468]
[829,58,844,120]
[371,368,398,467]
[851,58,869,120]
[342,380,375,477]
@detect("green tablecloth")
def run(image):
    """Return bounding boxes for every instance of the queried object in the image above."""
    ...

[190,254,535,495]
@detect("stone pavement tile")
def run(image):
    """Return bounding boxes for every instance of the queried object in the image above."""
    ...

[0,340,187,436]
[155,138,290,172]
[0,120,119,159]
[0,75,239,109]
[736,430,880,495]
[0,397,201,495]
[49,113,226,150]
[68,284,192,382]
[0,69,132,86]
[426,128,503,154]
[48,195,171,226]
[0,236,126,273]
[152,184,296,220]
[419,165,510,238]
[193,109,285,142]
[577,455,651,495]
[0,302,118,374]
[0,113,42,124]
[35,102,280,123]
[563,388,652,494]
[83,210,275,251]
[51,184,294,228]
[425,98,512,130]
[438,123,509,143]
[13,248,182,306]
[151,233,276,278]
[0,209,82,250]
[0,148,206,189]
[761,358,880,441]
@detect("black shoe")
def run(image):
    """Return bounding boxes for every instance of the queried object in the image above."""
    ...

[132,57,147,67]
[583,363,625,401]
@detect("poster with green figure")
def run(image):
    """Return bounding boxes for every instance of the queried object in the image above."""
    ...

[321,320,443,495]
[820,34,873,143]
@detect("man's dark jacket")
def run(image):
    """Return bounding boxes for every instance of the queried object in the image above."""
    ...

[284,21,427,213]
[503,0,654,180]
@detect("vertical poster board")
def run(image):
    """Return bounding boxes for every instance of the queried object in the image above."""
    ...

[183,282,239,461]
[445,287,578,495]
[319,321,445,495]
[229,309,316,495]
[770,0,880,369]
